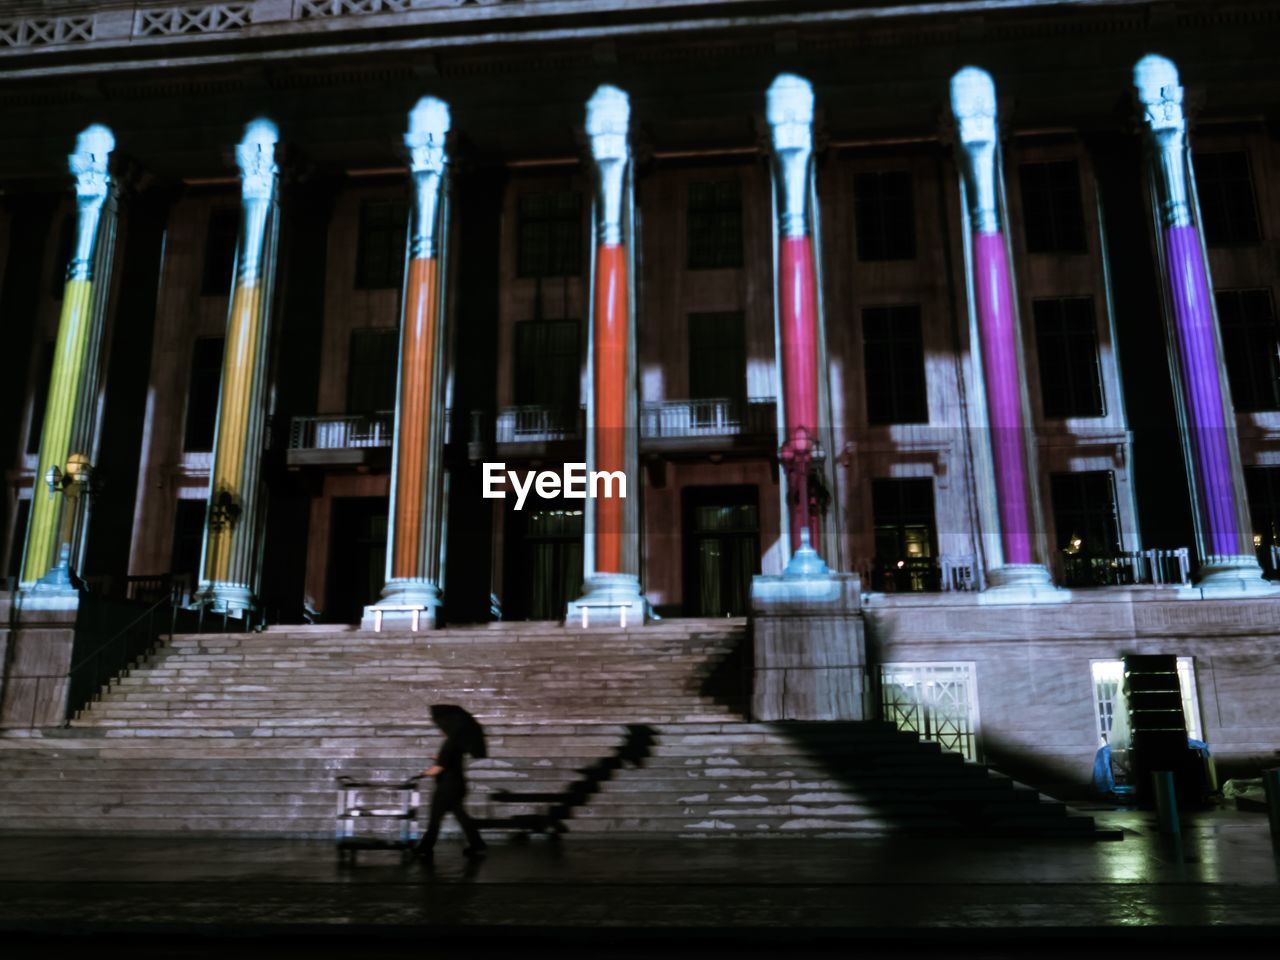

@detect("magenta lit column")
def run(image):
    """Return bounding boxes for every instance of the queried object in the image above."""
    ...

[950,67,1051,591]
[766,73,830,576]
[1134,55,1270,590]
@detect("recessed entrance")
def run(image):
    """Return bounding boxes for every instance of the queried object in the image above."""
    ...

[325,497,387,623]
[505,503,584,621]
[682,485,760,618]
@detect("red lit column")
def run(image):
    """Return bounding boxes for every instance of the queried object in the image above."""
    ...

[567,85,645,624]
[766,73,831,576]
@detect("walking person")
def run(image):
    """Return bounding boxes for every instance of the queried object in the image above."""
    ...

[415,704,488,859]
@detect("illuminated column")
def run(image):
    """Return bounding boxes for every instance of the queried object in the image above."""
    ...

[766,73,831,577]
[1133,55,1270,591]
[21,126,120,594]
[373,97,452,626]
[196,119,281,614]
[567,84,645,625]
[950,67,1053,593]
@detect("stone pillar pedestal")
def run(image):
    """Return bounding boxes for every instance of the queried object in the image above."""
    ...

[0,592,78,729]
[749,571,867,721]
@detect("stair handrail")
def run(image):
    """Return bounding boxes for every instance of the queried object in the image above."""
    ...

[64,587,181,723]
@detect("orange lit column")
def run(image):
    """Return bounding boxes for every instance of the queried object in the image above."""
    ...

[195,119,281,615]
[371,97,452,627]
[20,126,120,595]
[567,85,645,626]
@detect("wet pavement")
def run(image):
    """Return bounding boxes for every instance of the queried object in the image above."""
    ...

[1,808,1277,957]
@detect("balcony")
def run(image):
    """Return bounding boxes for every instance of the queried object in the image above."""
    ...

[856,556,981,594]
[640,397,776,454]
[495,405,583,449]
[287,411,392,467]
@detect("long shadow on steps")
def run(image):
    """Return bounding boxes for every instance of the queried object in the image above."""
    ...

[771,721,1109,839]
[480,724,656,836]
[697,629,751,718]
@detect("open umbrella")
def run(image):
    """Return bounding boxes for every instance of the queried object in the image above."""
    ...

[430,703,487,759]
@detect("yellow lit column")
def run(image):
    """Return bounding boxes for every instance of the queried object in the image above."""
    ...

[21,126,120,595]
[195,119,281,615]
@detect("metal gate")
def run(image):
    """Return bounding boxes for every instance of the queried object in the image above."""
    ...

[880,662,980,761]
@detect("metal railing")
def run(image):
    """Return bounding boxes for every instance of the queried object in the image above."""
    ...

[1061,548,1191,587]
[640,397,775,440]
[289,411,393,450]
[495,405,582,443]
[80,572,194,606]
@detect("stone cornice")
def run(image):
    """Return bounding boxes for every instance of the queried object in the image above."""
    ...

[0,0,1224,79]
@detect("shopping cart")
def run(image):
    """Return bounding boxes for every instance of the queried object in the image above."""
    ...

[334,774,422,864]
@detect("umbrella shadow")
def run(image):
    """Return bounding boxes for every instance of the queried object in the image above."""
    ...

[478,723,657,836]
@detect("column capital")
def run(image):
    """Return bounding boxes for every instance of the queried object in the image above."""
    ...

[405,96,451,259]
[235,117,279,203]
[67,124,115,282]
[950,66,1000,234]
[1133,54,1192,228]
[586,84,630,246]
[766,72,814,239]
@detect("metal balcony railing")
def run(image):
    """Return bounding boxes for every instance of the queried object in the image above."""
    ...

[289,411,393,450]
[495,405,582,444]
[640,397,775,439]
[855,556,981,594]
[1061,548,1191,587]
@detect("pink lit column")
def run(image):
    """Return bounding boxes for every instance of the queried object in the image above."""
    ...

[950,67,1051,590]
[1134,55,1269,590]
[766,73,831,576]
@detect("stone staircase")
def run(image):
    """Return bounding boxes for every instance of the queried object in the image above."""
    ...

[0,620,1102,838]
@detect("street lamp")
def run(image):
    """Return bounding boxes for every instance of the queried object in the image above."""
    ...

[35,451,93,591]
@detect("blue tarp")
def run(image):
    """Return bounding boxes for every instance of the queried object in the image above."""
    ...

[1091,738,1210,797]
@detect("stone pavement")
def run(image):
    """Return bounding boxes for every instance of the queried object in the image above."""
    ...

[0,808,1277,957]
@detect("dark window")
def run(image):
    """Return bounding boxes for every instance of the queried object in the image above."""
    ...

[170,499,207,577]
[1051,471,1121,558]
[863,305,928,424]
[1194,151,1261,246]
[854,171,915,261]
[517,191,582,278]
[355,199,409,290]
[26,341,55,455]
[50,215,74,298]
[346,328,399,414]
[688,311,746,408]
[1216,289,1280,412]
[1245,466,1280,576]
[871,477,938,592]
[1019,160,1087,254]
[514,319,580,422]
[183,337,225,453]
[687,179,743,270]
[201,207,239,296]
[1034,297,1104,418]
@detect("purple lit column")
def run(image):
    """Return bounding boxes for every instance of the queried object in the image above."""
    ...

[950,67,1052,591]
[1134,55,1269,590]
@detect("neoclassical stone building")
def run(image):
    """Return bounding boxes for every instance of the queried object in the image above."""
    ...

[1,0,1279,791]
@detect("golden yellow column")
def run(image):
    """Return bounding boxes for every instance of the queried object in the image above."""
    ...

[196,119,281,614]
[21,125,119,594]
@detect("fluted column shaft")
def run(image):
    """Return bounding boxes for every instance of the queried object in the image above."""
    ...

[1133,55,1269,590]
[21,126,119,592]
[196,119,281,614]
[377,97,452,622]
[950,68,1051,590]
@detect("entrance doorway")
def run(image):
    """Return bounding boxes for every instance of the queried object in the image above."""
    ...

[326,497,387,623]
[505,504,583,621]
[682,485,760,618]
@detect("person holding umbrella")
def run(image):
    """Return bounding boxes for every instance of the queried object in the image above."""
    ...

[415,703,488,858]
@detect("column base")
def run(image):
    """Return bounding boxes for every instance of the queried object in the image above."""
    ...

[750,571,867,721]
[196,581,254,617]
[980,563,1067,604]
[362,579,443,630]
[566,573,647,628]
[1183,555,1280,598]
